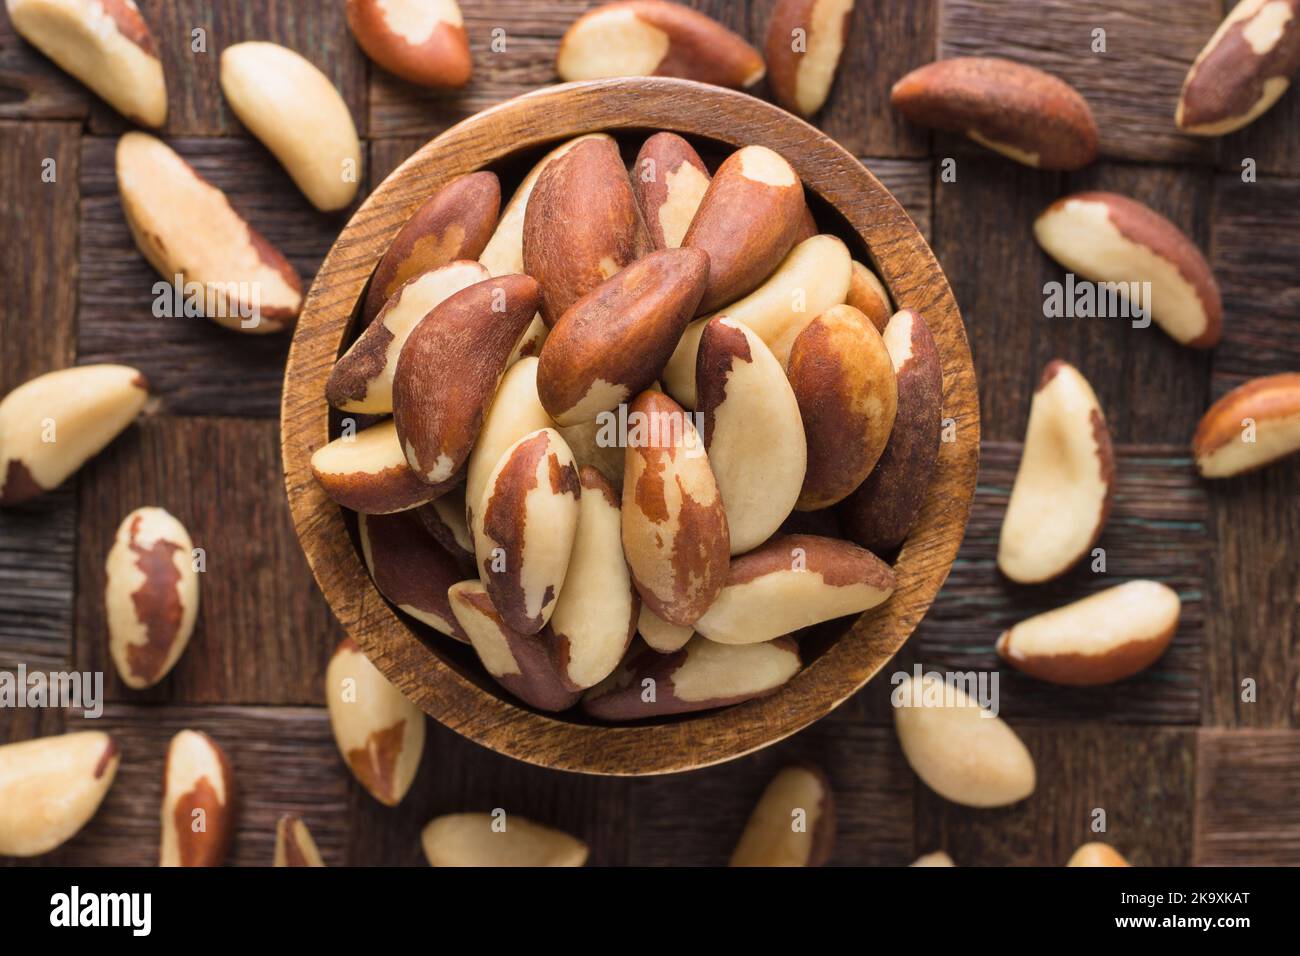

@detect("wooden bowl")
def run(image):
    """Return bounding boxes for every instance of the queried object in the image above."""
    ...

[282,78,978,776]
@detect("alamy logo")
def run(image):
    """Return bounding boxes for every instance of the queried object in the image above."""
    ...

[152,274,264,330]
[50,886,151,936]
[0,665,102,718]
[1043,273,1152,329]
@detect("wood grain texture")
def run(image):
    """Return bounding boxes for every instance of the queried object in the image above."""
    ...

[86,0,367,137]
[937,0,1221,166]
[1195,729,1300,865]
[933,157,1213,444]
[915,442,1207,724]
[915,724,1197,866]
[0,9,89,120]
[863,158,933,240]
[283,78,978,775]
[74,416,344,705]
[8,705,350,867]
[78,136,359,418]
[0,484,76,670]
[750,0,934,157]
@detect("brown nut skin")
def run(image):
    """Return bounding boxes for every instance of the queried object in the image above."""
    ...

[422,813,588,866]
[996,580,1181,687]
[361,172,500,324]
[446,581,582,713]
[0,364,149,507]
[556,0,765,89]
[693,534,895,645]
[310,419,454,514]
[523,137,652,327]
[537,248,709,426]
[359,510,468,642]
[891,57,1098,170]
[1177,0,1300,136]
[682,145,805,313]
[159,729,234,867]
[840,309,943,554]
[1192,372,1300,478]
[346,0,472,89]
[393,274,541,486]
[325,638,426,806]
[274,814,326,867]
[473,428,581,636]
[787,304,898,511]
[0,731,120,857]
[105,507,200,689]
[1034,192,1223,349]
[621,389,730,627]
[765,0,856,118]
[415,486,477,574]
[7,0,167,127]
[846,260,892,332]
[730,764,835,867]
[1067,842,1130,867]
[631,132,711,250]
[582,635,801,721]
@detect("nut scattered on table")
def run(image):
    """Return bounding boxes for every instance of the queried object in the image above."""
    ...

[911,850,956,867]
[159,729,234,867]
[765,0,855,118]
[730,764,835,867]
[1192,372,1300,478]
[106,506,200,689]
[274,813,326,867]
[0,364,149,506]
[1067,842,1130,867]
[0,731,119,858]
[422,812,588,867]
[346,0,471,90]
[998,360,1115,585]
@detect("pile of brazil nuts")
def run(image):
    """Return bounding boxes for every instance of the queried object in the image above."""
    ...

[311,131,944,719]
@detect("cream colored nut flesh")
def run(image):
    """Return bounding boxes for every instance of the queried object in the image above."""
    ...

[695,316,807,554]
[1067,842,1130,867]
[1177,0,1300,136]
[662,234,852,407]
[327,260,489,414]
[446,580,581,712]
[116,132,303,333]
[0,364,148,506]
[359,511,467,641]
[998,360,1115,584]
[631,132,711,250]
[465,357,557,526]
[996,580,1181,686]
[730,765,835,867]
[1192,372,1300,477]
[105,507,200,689]
[0,731,119,857]
[422,813,588,867]
[637,603,693,653]
[911,851,956,866]
[472,428,581,635]
[159,729,233,867]
[1033,192,1222,348]
[694,534,895,645]
[7,0,167,126]
[556,1,765,89]
[765,0,855,117]
[325,639,425,806]
[310,418,448,514]
[893,673,1036,808]
[582,635,801,720]
[220,42,361,212]
[547,467,638,690]
[274,814,326,866]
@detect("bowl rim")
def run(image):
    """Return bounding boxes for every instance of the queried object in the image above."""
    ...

[281,77,979,776]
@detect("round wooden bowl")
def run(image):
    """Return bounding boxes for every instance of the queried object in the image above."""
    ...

[282,77,979,776]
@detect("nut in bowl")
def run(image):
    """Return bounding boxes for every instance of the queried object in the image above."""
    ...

[282,78,978,775]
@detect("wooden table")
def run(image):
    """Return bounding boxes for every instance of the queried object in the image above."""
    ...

[1,0,1297,867]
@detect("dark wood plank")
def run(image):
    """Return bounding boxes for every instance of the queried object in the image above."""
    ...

[627,717,914,866]
[938,0,1220,166]
[87,0,368,137]
[21,705,350,867]
[863,158,932,241]
[933,157,1212,444]
[78,136,357,418]
[347,718,631,866]
[74,416,344,705]
[916,724,1196,866]
[0,120,81,668]
[750,0,933,157]
[0,8,90,120]
[915,442,1207,725]
[1195,729,1300,864]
